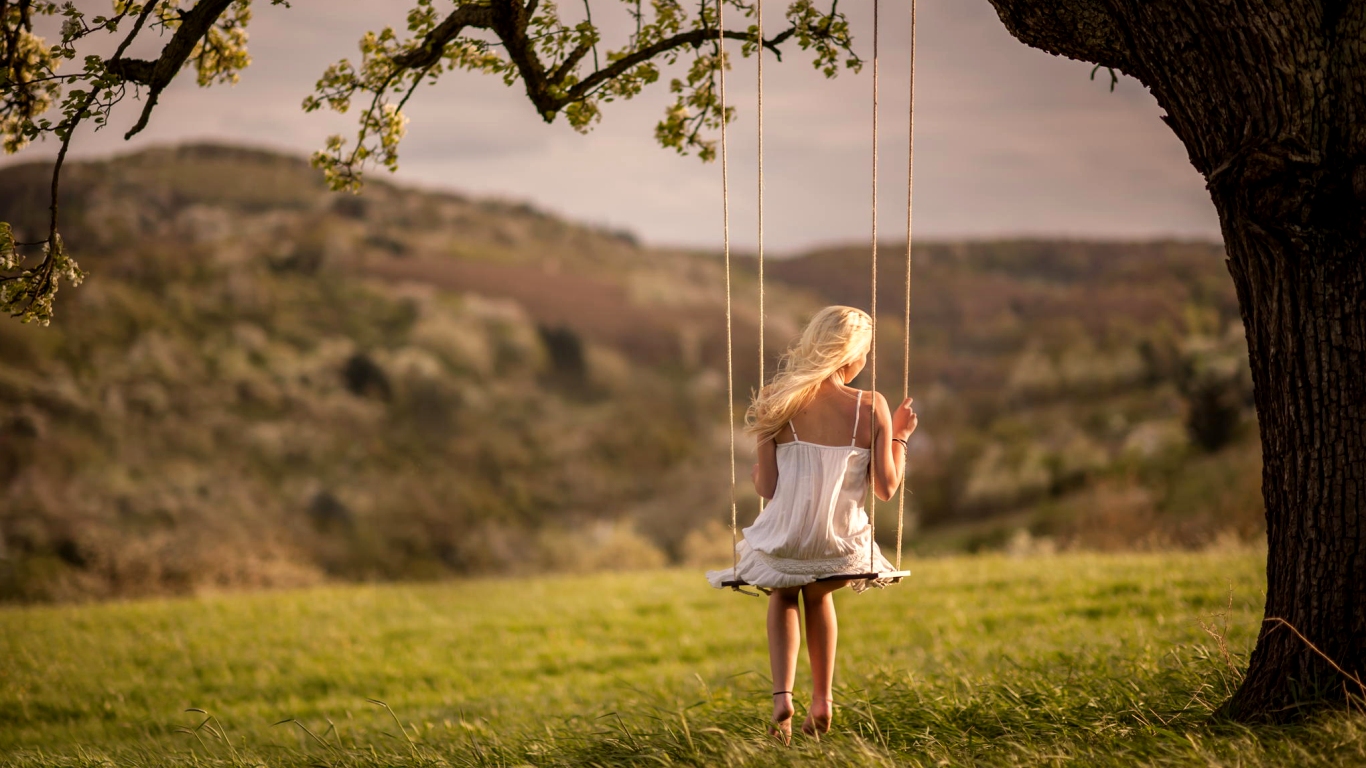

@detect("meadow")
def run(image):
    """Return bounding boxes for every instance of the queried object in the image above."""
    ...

[4,549,1363,766]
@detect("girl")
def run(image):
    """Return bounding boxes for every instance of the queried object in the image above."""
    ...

[707,305,917,742]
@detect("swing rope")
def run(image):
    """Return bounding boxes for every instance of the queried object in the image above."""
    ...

[867,0,880,573]
[757,0,766,521]
[717,0,738,580]
[897,0,916,570]
[719,0,914,588]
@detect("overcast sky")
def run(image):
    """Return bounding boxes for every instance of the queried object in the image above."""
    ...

[5,0,1222,252]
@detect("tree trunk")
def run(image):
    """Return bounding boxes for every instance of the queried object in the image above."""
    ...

[1214,180,1366,721]
[984,0,1366,721]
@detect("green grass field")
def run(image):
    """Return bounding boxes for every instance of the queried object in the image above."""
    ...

[3,550,1364,766]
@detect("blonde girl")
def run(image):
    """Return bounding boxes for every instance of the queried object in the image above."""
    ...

[707,305,917,742]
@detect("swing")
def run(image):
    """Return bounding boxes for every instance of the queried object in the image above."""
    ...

[716,0,917,592]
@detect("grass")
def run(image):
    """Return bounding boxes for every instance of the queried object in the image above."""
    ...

[2,549,1364,766]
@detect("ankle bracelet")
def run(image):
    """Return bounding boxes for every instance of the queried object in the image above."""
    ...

[773,690,792,696]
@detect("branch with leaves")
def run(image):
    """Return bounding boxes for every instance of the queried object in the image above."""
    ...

[0,0,168,324]
[0,0,284,324]
[1,0,860,324]
[305,0,860,191]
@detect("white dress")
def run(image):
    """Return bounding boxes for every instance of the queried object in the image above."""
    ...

[707,391,898,593]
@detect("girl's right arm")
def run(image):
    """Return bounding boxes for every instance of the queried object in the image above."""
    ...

[752,435,779,500]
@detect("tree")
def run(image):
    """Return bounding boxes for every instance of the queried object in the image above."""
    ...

[986,1,1366,722]
[0,0,860,323]
[5,0,1361,726]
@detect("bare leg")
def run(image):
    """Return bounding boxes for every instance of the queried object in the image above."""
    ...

[766,587,801,743]
[800,580,847,736]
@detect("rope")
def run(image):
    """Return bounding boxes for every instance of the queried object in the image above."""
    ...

[867,0,880,572]
[717,0,738,580]
[896,0,916,571]
[722,0,913,584]
[756,0,765,520]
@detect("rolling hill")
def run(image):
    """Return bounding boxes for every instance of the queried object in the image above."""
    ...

[0,144,1260,601]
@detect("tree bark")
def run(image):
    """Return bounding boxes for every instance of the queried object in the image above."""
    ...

[985,0,1366,721]
[1216,175,1366,721]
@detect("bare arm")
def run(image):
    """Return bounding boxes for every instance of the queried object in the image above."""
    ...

[871,392,917,501]
[752,434,779,501]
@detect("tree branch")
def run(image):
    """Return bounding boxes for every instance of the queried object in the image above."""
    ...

[381,0,805,122]
[984,0,1131,72]
[103,0,237,139]
[550,37,593,85]
[5,0,159,320]
[567,26,792,103]
[391,3,497,70]
[308,0,857,190]
[493,0,557,116]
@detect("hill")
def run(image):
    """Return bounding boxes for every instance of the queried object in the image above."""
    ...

[0,144,787,600]
[0,144,1261,601]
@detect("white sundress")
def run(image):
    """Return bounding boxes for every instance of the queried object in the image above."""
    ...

[706,391,898,594]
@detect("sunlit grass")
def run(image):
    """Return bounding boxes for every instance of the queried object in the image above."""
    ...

[3,549,1364,766]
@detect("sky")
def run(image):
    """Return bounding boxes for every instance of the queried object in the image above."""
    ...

[5,0,1223,252]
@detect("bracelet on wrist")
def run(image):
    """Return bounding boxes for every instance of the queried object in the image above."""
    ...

[891,437,908,448]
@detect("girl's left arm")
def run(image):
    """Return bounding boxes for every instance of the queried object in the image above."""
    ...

[872,392,917,500]
[752,435,779,500]
[872,393,902,501]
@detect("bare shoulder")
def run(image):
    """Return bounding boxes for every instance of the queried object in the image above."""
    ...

[868,390,892,423]
[848,388,887,418]
[865,390,890,412]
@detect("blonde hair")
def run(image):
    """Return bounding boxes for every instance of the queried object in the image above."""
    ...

[746,306,872,442]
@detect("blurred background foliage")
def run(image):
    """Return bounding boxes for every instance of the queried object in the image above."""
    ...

[0,144,1260,602]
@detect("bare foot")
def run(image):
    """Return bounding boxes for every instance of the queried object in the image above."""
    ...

[769,692,794,745]
[801,699,832,738]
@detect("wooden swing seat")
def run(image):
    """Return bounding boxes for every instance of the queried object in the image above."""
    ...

[721,570,911,589]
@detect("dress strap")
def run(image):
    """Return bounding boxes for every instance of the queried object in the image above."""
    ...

[851,390,864,446]
[789,420,800,441]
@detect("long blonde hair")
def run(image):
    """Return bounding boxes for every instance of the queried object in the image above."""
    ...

[746,306,872,442]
